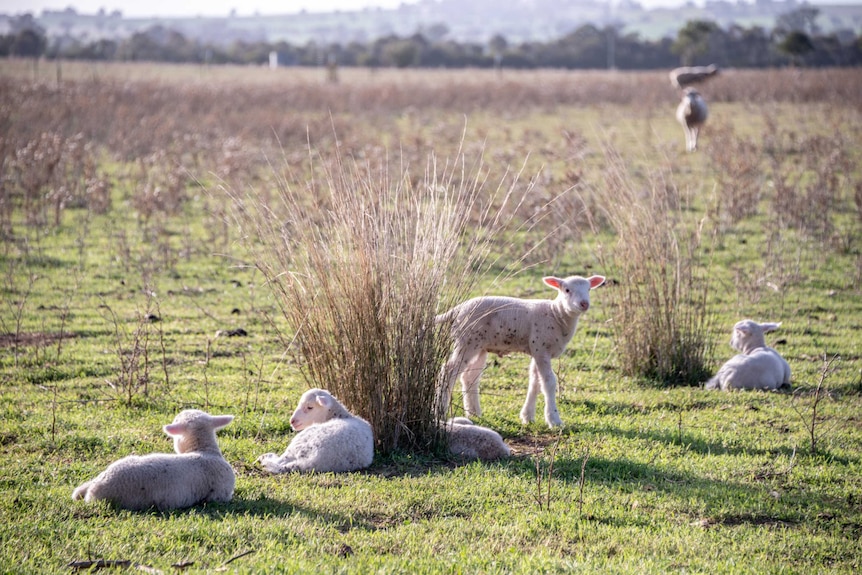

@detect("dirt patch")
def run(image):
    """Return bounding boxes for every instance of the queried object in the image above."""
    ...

[695,514,798,528]
[0,332,76,349]
[506,434,562,457]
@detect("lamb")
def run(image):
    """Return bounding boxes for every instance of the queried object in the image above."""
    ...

[446,417,511,461]
[437,274,606,428]
[669,64,719,89]
[257,388,374,473]
[705,319,792,391]
[72,410,235,511]
[676,87,708,152]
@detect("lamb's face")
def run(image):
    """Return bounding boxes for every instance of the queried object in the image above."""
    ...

[290,389,333,431]
[545,275,606,315]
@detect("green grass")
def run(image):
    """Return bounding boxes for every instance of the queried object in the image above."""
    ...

[1,64,861,573]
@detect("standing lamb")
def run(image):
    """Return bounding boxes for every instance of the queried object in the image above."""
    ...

[437,274,605,427]
[446,417,511,461]
[257,388,374,473]
[705,319,792,391]
[677,87,708,152]
[72,410,235,511]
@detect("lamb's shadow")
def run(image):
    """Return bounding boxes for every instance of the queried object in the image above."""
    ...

[501,452,812,525]
[568,398,857,464]
[156,493,369,532]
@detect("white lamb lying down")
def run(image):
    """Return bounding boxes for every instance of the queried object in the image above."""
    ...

[437,274,606,427]
[446,417,511,461]
[705,319,792,391]
[257,388,374,473]
[72,410,235,511]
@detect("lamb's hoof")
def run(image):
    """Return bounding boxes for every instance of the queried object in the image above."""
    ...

[546,413,563,427]
[519,412,534,425]
[256,453,277,467]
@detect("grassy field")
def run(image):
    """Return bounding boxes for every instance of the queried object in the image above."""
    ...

[1,61,861,573]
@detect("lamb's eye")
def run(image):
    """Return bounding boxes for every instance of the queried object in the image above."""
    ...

[565,289,570,294]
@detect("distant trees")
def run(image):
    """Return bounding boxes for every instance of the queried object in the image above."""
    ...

[672,20,721,66]
[0,14,47,58]
[3,9,860,70]
[778,30,815,64]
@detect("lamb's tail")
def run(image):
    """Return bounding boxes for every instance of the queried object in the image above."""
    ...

[704,376,721,391]
[435,307,457,325]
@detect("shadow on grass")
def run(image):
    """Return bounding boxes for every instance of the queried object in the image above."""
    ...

[77,494,368,532]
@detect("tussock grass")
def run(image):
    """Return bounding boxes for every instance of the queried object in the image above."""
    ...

[231,146,531,453]
[598,146,714,386]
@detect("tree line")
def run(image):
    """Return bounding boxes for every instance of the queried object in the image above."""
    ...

[3,8,860,69]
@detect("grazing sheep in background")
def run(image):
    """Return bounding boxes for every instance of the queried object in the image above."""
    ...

[437,274,606,427]
[72,410,235,511]
[257,388,374,473]
[705,320,792,391]
[669,64,719,89]
[677,88,708,152]
[446,417,511,461]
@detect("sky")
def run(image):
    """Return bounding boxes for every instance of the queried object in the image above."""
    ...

[4,0,417,17]
[0,0,852,18]
[2,0,704,18]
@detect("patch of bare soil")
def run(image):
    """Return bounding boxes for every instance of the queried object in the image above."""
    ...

[0,332,75,349]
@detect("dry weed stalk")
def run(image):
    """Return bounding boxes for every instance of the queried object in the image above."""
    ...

[99,295,168,405]
[707,122,763,227]
[763,113,856,245]
[791,353,841,455]
[577,445,591,517]
[534,433,562,512]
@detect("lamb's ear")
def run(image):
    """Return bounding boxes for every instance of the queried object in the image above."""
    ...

[760,322,781,333]
[163,422,187,436]
[316,394,332,409]
[588,275,606,289]
[543,277,562,290]
[210,415,234,430]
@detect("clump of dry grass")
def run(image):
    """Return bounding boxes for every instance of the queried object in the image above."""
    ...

[232,145,526,454]
[597,147,714,386]
[763,112,855,245]
[706,122,763,228]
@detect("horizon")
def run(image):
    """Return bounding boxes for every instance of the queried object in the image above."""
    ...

[1,0,858,19]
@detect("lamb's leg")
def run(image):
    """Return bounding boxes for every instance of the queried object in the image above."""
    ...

[461,351,487,417]
[690,126,699,151]
[535,355,562,427]
[257,453,293,474]
[72,481,92,501]
[437,347,465,417]
[519,358,542,424]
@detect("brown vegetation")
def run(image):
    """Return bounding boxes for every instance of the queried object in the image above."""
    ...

[2,62,861,446]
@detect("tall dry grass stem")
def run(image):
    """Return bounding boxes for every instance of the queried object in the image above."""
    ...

[98,295,167,405]
[534,433,561,512]
[791,353,841,455]
[231,145,531,454]
[597,146,714,386]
